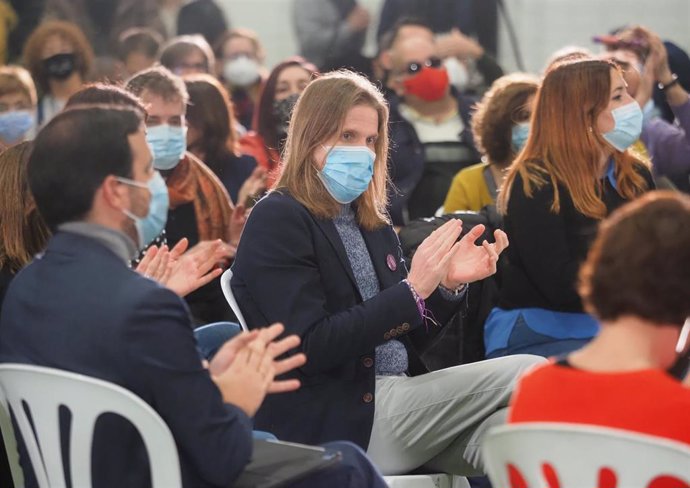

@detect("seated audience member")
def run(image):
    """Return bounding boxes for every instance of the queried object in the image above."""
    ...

[184,73,265,204]
[214,28,268,130]
[444,73,539,212]
[0,142,50,310]
[42,0,164,56]
[293,0,371,75]
[484,59,654,360]
[510,191,690,446]
[118,27,163,78]
[22,20,93,125]
[231,70,543,476]
[0,66,38,148]
[380,18,504,96]
[0,104,388,488]
[126,66,240,324]
[159,34,215,77]
[176,0,228,49]
[381,25,480,224]
[239,57,318,188]
[601,27,690,191]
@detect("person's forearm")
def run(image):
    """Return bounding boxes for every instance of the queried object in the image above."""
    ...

[661,75,689,107]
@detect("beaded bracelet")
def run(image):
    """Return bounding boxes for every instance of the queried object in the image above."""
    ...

[403,279,426,318]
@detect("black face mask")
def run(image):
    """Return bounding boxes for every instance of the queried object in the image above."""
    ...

[272,93,300,140]
[42,53,77,81]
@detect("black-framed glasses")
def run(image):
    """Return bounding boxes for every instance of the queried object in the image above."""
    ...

[405,57,442,75]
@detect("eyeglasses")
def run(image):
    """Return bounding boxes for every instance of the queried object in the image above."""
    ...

[405,57,442,75]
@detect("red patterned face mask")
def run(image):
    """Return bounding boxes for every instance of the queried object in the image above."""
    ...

[403,66,450,102]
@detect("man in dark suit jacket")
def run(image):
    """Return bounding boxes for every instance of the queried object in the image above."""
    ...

[0,105,387,488]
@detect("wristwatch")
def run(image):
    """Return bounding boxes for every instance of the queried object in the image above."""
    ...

[658,73,680,91]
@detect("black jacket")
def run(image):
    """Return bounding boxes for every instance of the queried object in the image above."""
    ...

[231,191,463,448]
[499,165,655,313]
[386,90,479,225]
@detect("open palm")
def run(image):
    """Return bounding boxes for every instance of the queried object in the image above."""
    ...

[442,225,509,288]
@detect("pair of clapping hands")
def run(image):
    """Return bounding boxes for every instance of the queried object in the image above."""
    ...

[208,323,306,416]
[407,219,509,299]
[135,238,233,297]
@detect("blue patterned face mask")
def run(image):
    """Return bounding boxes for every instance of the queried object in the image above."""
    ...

[146,124,187,170]
[602,101,643,152]
[117,171,170,249]
[0,110,35,143]
[318,145,375,204]
[511,122,530,152]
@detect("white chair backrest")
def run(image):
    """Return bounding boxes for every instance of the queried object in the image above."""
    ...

[0,363,182,488]
[220,268,249,331]
[483,423,690,488]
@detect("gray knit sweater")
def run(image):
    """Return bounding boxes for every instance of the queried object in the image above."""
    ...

[333,206,409,376]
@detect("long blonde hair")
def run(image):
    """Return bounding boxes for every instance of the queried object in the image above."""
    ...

[498,59,649,219]
[275,70,390,230]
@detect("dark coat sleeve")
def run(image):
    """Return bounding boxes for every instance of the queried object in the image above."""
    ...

[124,286,253,487]
[232,194,425,375]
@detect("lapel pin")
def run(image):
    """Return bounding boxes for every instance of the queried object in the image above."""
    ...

[386,253,397,271]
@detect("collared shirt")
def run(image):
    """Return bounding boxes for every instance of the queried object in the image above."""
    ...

[58,222,137,264]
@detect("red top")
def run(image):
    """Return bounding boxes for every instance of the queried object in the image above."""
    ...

[239,132,281,189]
[509,362,690,446]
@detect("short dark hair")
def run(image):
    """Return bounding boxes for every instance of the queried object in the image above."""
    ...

[579,191,690,326]
[66,83,147,114]
[118,28,163,61]
[378,17,433,50]
[28,107,143,230]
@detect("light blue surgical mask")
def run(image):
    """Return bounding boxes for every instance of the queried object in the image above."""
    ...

[0,110,35,144]
[602,101,643,152]
[117,171,170,249]
[511,122,530,152]
[146,124,187,170]
[318,145,375,204]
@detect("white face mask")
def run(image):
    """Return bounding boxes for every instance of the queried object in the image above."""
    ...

[444,57,470,91]
[223,56,261,87]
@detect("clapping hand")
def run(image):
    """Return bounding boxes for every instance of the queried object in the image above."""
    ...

[406,219,509,299]
[441,225,509,289]
[136,238,231,296]
[209,323,307,416]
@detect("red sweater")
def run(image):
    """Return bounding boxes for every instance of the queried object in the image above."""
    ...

[509,362,690,446]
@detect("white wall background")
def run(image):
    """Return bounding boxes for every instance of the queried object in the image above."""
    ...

[217,0,690,74]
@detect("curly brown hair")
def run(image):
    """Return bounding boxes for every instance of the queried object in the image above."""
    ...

[22,21,94,95]
[471,73,539,166]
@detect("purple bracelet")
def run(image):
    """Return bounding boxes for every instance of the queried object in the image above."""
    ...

[403,279,425,318]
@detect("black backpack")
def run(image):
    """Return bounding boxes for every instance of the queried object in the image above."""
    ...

[399,206,503,370]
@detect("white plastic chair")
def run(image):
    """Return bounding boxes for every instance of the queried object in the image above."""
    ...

[0,363,182,488]
[384,474,470,488]
[220,268,249,331]
[482,422,690,487]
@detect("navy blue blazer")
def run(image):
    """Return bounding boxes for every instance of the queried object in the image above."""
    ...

[0,232,253,488]
[231,191,463,448]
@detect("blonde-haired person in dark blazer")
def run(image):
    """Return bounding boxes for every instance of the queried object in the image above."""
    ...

[232,70,543,476]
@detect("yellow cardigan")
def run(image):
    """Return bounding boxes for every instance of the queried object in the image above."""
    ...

[443,162,494,212]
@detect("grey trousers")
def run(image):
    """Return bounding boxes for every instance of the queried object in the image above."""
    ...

[366,355,544,476]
